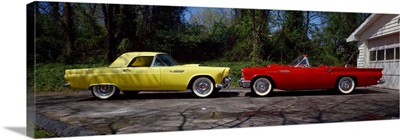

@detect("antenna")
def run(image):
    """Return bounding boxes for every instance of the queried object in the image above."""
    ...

[345,50,358,68]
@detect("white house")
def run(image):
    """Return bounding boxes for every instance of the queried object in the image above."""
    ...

[347,14,400,90]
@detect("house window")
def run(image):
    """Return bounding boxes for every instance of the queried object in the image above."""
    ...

[396,47,400,59]
[370,51,376,61]
[377,50,384,61]
[386,48,394,60]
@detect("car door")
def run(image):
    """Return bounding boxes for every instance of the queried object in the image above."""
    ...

[159,66,189,90]
[284,67,312,89]
[309,66,336,89]
[118,56,161,90]
[152,56,189,90]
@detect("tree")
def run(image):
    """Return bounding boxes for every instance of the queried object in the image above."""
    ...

[272,11,311,63]
[314,12,369,65]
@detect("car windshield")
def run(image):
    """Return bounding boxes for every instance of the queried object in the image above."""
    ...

[289,55,310,67]
[155,54,179,66]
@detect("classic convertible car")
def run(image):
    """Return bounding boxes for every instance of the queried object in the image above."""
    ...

[239,54,385,96]
[64,52,231,99]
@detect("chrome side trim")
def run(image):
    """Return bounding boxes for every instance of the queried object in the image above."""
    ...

[279,70,290,73]
[171,70,185,73]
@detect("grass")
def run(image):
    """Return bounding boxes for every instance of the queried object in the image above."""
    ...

[33,61,272,93]
[27,122,58,138]
[34,126,58,138]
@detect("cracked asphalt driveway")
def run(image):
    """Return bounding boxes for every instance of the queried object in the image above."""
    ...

[29,87,399,135]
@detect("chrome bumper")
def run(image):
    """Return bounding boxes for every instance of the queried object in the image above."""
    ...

[377,78,385,84]
[64,83,70,87]
[239,78,251,88]
[216,77,231,88]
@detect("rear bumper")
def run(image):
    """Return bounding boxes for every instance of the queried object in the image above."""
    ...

[64,83,70,87]
[239,78,251,88]
[377,78,385,84]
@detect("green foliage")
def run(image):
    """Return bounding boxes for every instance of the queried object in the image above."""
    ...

[27,123,58,138]
[308,46,341,66]
[34,126,58,138]
[313,12,367,66]
[35,13,64,63]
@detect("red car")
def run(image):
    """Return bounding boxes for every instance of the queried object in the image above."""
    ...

[239,55,385,96]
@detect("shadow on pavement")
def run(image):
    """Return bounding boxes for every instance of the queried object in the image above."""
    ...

[79,91,240,101]
[244,88,388,97]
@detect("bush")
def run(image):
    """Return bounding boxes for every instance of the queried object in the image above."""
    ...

[308,46,341,66]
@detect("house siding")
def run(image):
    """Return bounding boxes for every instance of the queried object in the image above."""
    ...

[356,14,400,90]
[360,14,400,40]
[357,41,366,68]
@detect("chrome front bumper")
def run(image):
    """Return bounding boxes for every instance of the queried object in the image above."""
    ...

[377,78,385,84]
[238,78,251,88]
[216,76,232,88]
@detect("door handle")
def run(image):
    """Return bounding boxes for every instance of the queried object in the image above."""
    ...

[170,70,185,73]
[123,69,130,72]
[324,69,332,73]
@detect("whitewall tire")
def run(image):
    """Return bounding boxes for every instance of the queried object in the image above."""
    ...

[337,77,355,94]
[91,85,120,99]
[191,77,214,98]
[252,78,273,96]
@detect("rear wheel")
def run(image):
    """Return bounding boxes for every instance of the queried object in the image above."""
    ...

[191,77,214,98]
[251,77,273,96]
[91,85,120,100]
[337,77,355,94]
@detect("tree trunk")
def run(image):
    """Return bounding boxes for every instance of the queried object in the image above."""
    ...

[103,4,117,63]
[251,9,261,62]
[305,11,310,35]
[61,3,76,64]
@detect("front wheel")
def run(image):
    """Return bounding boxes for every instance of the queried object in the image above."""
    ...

[91,85,120,100]
[337,77,355,94]
[251,77,273,96]
[191,77,214,98]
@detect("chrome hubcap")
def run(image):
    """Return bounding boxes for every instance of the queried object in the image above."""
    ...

[196,80,211,95]
[255,80,269,93]
[339,78,353,91]
[97,85,113,96]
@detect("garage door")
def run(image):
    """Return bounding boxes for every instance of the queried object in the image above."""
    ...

[367,33,399,89]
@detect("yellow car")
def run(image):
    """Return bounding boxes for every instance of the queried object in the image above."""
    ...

[64,52,231,99]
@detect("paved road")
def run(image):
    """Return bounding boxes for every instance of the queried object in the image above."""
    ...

[29,87,399,136]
